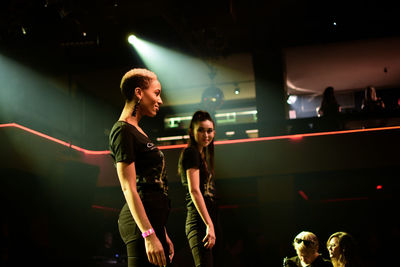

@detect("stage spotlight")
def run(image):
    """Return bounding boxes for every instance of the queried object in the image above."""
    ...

[128,34,138,45]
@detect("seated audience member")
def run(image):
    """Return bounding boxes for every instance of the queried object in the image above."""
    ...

[361,86,385,113]
[284,231,333,267]
[327,232,362,267]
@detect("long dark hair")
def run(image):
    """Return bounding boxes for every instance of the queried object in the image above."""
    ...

[320,86,340,116]
[178,110,215,177]
[321,86,339,107]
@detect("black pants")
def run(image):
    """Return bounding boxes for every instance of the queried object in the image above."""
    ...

[126,238,170,267]
[119,190,170,267]
[185,199,218,267]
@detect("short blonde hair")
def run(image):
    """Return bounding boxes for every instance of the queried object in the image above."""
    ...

[120,68,157,101]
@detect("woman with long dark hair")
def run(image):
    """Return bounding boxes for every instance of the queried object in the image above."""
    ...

[317,86,342,131]
[318,86,341,117]
[178,110,218,267]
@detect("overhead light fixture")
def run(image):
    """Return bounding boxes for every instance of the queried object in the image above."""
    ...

[287,95,297,105]
[233,82,240,95]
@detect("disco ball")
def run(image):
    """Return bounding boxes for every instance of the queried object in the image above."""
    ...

[201,86,224,111]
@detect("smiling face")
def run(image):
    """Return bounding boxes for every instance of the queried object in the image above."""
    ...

[328,237,340,259]
[193,120,215,150]
[139,79,163,117]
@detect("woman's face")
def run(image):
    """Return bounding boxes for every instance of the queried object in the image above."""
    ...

[193,120,215,149]
[139,79,162,117]
[328,237,340,259]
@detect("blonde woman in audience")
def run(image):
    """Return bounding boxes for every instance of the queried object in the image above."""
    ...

[327,232,362,267]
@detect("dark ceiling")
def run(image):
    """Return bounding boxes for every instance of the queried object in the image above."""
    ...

[1,0,400,106]
[2,0,400,57]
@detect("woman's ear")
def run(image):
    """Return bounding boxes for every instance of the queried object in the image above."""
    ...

[134,87,142,101]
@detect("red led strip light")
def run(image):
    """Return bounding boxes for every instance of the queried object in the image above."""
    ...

[158,125,400,149]
[1,122,400,153]
[0,123,109,155]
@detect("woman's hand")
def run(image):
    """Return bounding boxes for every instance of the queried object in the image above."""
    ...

[144,234,166,266]
[166,230,174,262]
[203,223,216,249]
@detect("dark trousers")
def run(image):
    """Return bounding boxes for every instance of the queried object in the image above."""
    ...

[119,190,170,267]
[185,199,218,267]
[126,238,171,267]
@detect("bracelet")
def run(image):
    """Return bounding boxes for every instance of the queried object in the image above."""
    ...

[142,228,155,238]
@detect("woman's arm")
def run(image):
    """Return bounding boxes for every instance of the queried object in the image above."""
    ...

[117,162,167,266]
[164,227,174,262]
[186,168,216,249]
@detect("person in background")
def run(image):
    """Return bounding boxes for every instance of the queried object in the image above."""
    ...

[361,86,385,113]
[284,231,332,267]
[178,110,219,267]
[94,231,118,261]
[327,232,362,267]
[361,86,387,128]
[109,68,174,267]
[317,86,342,131]
[318,86,341,117]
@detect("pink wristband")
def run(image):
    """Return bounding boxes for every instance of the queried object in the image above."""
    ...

[142,228,155,238]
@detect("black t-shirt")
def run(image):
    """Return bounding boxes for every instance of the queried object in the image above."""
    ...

[362,99,385,113]
[285,255,333,267]
[320,103,340,117]
[180,146,216,208]
[109,121,168,195]
[109,121,170,244]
